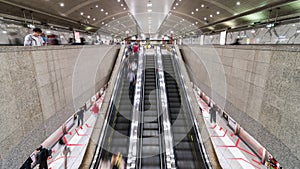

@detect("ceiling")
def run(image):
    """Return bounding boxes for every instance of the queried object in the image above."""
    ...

[0,0,299,38]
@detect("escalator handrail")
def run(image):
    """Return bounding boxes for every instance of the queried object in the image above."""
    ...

[90,46,127,169]
[170,46,213,169]
[137,47,146,169]
[126,47,145,169]
[154,49,165,169]
[156,46,177,169]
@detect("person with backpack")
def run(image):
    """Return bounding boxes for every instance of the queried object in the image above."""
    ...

[24,28,45,46]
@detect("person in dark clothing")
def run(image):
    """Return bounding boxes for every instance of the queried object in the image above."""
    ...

[231,38,241,45]
[209,103,217,124]
[36,146,51,169]
[77,106,85,127]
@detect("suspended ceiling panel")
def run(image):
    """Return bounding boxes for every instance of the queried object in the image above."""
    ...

[124,0,174,33]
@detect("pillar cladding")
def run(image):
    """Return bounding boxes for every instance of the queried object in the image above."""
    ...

[180,45,300,169]
[0,45,120,168]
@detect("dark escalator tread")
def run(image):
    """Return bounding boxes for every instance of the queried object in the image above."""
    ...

[141,156,161,168]
[143,123,159,130]
[142,137,160,145]
[176,160,196,169]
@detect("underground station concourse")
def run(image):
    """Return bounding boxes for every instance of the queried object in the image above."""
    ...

[0,0,299,169]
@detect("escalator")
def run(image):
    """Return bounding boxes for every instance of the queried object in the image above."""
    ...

[139,54,163,169]
[162,53,206,169]
[93,54,136,167]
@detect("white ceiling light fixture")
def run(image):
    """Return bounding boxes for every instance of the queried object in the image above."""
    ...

[148,9,152,12]
[191,12,194,14]
[147,0,152,7]
[216,11,220,15]
[102,22,104,24]
[173,7,176,10]
[121,4,124,7]
[105,12,108,15]
[112,17,115,20]
[123,7,126,10]
[201,4,204,8]
[93,18,96,21]
[196,8,199,12]
[210,14,213,17]
[60,3,64,7]
[117,0,120,2]
[204,17,207,20]
[236,1,240,5]
[196,21,198,24]
[87,15,90,18]
[80,12,84,15]
[96,5,99,8]
[176,3,179,6]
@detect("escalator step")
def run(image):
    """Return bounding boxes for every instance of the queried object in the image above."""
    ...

[143,123,158,130]
[143,130,158,137]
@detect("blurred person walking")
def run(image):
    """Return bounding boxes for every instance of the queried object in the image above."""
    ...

[77,106,85,128]
[24,28,44,46]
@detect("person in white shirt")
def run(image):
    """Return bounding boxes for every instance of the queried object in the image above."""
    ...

[24,28,44,46]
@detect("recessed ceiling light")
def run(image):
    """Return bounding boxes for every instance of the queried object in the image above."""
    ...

[176,3,178,6]
[192,23,194,25]
[191,12,194,14]
[216,11,220,15]
[204,17,207,20]
[2,31,7,34]
[236,1,240,5]
[112,17,115,20]
[80,12,84,15]
[60,3,64,7]
[210,14,213,17]
[196,22,198,24]
[102,22,104,24]
[201,4,204,8]
[93,18,96,21]
[105,24,108,26]
[173,7,176,9]
[196,8,199,11]
[95,5,98,8]
[87,15,90,18]
[182,19,184,21]
[105,12,108,15]
[121,4,123,6]
[101,9,104,12]
[148,9,152,12]
[117,0,120,2]
[123,7,126,10]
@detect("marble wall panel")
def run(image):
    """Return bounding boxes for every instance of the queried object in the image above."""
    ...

[180,45,300,169]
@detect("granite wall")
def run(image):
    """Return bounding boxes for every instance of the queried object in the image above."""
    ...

[180,45,299,169]
[0,45,120,168]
